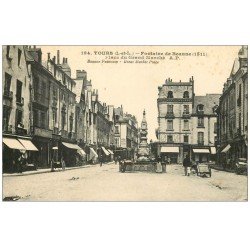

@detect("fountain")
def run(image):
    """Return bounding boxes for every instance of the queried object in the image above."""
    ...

[122,110,156,172]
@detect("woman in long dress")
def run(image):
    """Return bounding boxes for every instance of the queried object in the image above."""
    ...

[156,157,163,173]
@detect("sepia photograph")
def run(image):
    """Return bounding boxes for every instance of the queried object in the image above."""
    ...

[2,45,248,201]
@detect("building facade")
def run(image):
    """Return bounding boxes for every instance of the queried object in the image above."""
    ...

[156,77,220,164]
[2,45,37,172]
[191,94,220,162]
[217,46,248,167]
[156,77,194,163]
[114,106,139,159]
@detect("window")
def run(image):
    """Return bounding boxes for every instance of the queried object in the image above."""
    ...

[3,106,11,131]
[33,109,39,127]
[16,109,23,127]
[167,120,173,130]
[61,111,66,130]
[18,49,22,66]
[184,135,189,143]
[184,120,189,130]
[183,105,189,114]
[69,118,73,132]
[16,80,22,103]
[198,132,204,144]
[214,122,217,133]
[183,91,189,98]
[167,91,173,98]
[115,126,119,133]
[167,104,173,114]
[167,135,173,142]
[4,73,12,96]
[40,112,46,128]
[53,86,58,99]
[53,110,57,125]
[6,46,10,58]
[198,117,204,127]
[197,104,204,112]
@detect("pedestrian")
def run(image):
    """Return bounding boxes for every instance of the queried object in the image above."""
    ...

[183,154,191,176]
[61,156,66,171]
[156,156,163,173]
[99,154,103,167]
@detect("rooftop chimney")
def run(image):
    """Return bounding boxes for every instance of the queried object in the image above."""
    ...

[57,50,60,64]
[47,53,50,60]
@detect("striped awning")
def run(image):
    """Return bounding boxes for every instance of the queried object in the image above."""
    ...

[107,149,114,155]
[221,144,231,153]
[89,147,98,160]
[3,137,26,150]
[18,139,39,151]
[62,142,82,150]
[102,146,110,156]
[161,146,179,153]
[193,149,210,154]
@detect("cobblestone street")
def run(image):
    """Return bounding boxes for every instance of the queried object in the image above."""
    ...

[2,163,248,201]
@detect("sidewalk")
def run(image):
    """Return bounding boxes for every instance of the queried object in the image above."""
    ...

[3,161,115,177]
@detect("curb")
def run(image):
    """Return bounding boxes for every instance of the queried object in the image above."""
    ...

[3,161,115,177]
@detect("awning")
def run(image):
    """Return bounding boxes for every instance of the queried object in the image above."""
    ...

[193,149,210,154]
[221,144,231,153]
[52,146,58,150]
[210,147,216,154]
[102,146,110,156]
[89,147,98,160]
[18,139,39,151]
[107,149,114,155]
[3,137,26,150]
[161,146,179,153]
[77,149,86,157]
[62,142,82,150]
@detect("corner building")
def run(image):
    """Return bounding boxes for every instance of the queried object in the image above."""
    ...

[156,77,194,163]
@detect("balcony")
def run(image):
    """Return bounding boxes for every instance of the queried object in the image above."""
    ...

[16,97,24,106]
[33,127,52,138]
[3,91,13,100]
[3,91,13,107]
[197,123,205,128]
[197,110,204,115]
[182,112,191,118]
[166,112,175,119]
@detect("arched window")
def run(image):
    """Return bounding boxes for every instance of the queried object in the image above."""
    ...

[183,91,189,98]
[167,91,173,98]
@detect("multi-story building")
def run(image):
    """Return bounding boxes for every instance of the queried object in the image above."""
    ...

[26,48,79,168]
[156,77,194,163]
[191,94,220,162]
[114,106,139,159]
[2,45,38,172]
[217,46,248,167]
[156,77,220,163]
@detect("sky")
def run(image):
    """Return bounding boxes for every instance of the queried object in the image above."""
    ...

[40,46,241,141]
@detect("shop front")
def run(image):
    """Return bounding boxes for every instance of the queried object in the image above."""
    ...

[160,146,179,164]
[61,142,83,167]
[3,135,39,172]
[192,148,210,163]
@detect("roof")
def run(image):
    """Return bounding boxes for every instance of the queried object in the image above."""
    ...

[193,94,220,115]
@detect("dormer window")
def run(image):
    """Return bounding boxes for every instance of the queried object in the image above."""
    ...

[183,91,189,98]
[167,91,173,98]
[197,104,204,112]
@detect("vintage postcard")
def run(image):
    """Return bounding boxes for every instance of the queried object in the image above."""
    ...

[2,45,248,201]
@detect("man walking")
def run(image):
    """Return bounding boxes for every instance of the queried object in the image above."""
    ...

[183,154,191,176]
